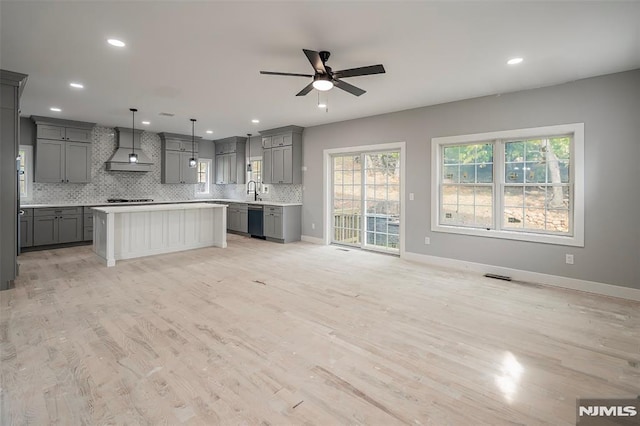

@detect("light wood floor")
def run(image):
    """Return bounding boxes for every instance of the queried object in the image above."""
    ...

[1,235,639,425]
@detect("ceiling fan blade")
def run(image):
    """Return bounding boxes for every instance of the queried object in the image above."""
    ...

[333,64,386,79]
[333,79,366,96]
[260,71,313,77]
[303,49,326,74]
[296,83,314,96]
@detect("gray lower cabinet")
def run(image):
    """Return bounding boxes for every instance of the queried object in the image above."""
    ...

[33,207,83,246]
[19,208,33,249]
[83,207,93,241]
[35,139,92,183]
[227,203,248,233]
[263,205,301,243]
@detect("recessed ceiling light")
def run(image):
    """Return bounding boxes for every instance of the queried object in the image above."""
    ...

[107,38,126,47]
[318,103,327,108]
[69,82,84,89]
[141,121,150,125]
[50,107,62,112]
[206,130,213,134]
[251,119,260,124]
[507,57,524,65]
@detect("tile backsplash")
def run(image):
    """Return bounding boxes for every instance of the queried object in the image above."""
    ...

[28,126,302,205]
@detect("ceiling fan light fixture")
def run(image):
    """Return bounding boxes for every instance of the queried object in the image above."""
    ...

[312,77,333,91]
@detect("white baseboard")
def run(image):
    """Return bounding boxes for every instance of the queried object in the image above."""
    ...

[402,252,640,302]
[301,235,325,245]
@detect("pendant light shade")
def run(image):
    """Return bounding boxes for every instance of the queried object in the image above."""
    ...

[246,133,252,172]
[129,108,138,163]
[189,118,197,168]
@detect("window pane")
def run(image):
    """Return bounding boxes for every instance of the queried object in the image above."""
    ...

[525,162,546,183]
[443,165,459,183]
[460,164,475,183]
[459,186,474,205]
[547,209,569,233]
[505,163,524,183]
[476,163,493,183]
[524,186,546,208]
[476,143,494,164]
[476,206,492,228]
[505,141,524,162]
[524,208,546,231]
[333,156,343,170]
[525,140,543,162]
[475,186,492,206]
[504,186,523,207]
[444,146,460,164]
[441,205,457,225]
[442,185,458,204]
[504,209,524,229]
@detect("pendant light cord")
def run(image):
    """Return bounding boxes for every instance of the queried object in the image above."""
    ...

[130,108,136,156]
[191,118,196,157]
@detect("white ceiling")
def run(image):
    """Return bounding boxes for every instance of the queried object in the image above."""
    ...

[2,1,639,139]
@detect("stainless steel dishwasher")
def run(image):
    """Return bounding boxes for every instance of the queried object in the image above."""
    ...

[248,205,265,238]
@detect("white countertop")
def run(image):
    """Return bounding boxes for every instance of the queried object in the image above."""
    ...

[92,202,226,214]
[22,198,302,208]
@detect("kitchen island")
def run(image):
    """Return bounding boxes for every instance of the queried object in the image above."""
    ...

[92,203,226,267]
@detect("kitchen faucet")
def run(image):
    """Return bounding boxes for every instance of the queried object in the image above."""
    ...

[247,180,259,201]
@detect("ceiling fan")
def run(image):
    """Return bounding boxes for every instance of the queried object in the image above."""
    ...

[260,49,385,97]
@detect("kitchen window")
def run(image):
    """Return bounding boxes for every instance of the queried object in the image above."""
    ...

[196,158,212,195]
[248,157,262,187]
[18,145,33,201]
[431,123,584,246]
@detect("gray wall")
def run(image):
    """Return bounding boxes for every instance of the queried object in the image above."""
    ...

[302,70,640,290]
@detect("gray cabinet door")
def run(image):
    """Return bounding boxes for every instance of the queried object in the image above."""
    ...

[263,212,275,238]
[35,139,65,182]
[65,142,91,183]
[33,216,57,246]
[181,152,197,184]
[282,146,293,183]
[238,210,248,233]
[228,153,237,184]
[215,155,225,184]
[262,149,272,184]
[271,147,285,183]
[58,215,82,243]
[273,212,283,239]
[65,127,92,143]
[37,124,66,140]
[165,139,183,151]
[19,217,32,248]
[262,137,272,149]
[164,150,182,184]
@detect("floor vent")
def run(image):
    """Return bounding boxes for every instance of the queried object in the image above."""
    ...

[484,273,512,281]
[337,248,350,252]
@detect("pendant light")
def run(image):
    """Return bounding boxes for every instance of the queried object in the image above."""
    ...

[189,118,197,168]
[246,133,252,172]
[129,108,138,163]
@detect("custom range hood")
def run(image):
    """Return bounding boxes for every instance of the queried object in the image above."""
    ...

[105,127,153,172]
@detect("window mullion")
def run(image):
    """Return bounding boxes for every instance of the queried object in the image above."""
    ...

[495,139,505,232]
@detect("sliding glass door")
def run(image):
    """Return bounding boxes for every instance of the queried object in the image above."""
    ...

[332,151,400,253]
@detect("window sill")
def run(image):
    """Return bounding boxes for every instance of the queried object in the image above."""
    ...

[432,224,584,247]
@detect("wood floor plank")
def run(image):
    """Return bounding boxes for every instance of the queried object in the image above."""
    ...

[1,234,638,425]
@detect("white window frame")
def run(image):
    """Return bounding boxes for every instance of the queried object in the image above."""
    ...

[431,123,584,247]
[195,158,212,197]
[18,145,33,202]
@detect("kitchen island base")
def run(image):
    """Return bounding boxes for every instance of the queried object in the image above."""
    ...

[92,203,226,267]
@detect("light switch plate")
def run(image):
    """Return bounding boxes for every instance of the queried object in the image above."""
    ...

[409,193,415,201]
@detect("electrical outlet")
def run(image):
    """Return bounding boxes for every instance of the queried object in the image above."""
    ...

[424,237,430,245]
[565,254,574,265]
[409,193,415,201]
[311,223,315,230]
[263,185,269,193]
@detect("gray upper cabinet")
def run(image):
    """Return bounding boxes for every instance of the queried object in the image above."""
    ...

[32,116,95,183]
[259,125,303,185]
[159,133,200,184]
[37,123,92,143]
[213,137,246,184]
[35,139,92,183]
